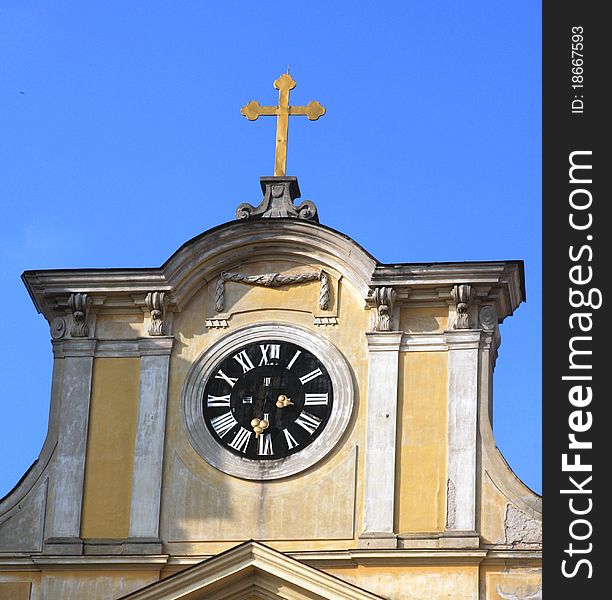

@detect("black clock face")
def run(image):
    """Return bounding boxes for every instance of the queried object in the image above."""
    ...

[202,340,334,460]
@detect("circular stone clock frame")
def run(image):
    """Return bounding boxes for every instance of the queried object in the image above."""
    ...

[182,323,354,480]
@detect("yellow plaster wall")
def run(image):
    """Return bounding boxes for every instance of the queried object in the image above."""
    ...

[81,358,140,539]
[0,582,32,600]
[95,313,143,339]
[400,307,448,332]
[161,260,369,551]
[481,471,509,545]
[326,564,479,600]
[395,351,448,533]
[481,564,542,599]
[40,569,159,600]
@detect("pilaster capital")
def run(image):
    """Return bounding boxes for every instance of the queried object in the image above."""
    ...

[137,337,174,356]
[365,331,404,352]
[444,329,482,350]
[52,338,97,358]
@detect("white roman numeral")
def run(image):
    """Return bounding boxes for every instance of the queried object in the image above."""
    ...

[299,368,322,385]
[210,411,237,438]
[228,427,252,453]
[242,396,253,404]
[286,349,302,370]
[215,369,238,388]
[233,350,255,373]
[259,344,280,365]
[283,428,299,449]
[258,434,274,456]
[207,394,231,407]
[294,411,321,435]
[304,393,329,406]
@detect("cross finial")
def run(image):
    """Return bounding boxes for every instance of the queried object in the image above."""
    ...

[241,73,325,176]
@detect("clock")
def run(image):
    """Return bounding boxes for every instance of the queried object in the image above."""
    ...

[202,340,333,460]
[182,323,354,480]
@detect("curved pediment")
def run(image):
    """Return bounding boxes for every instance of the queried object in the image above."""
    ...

[22,219,377,321]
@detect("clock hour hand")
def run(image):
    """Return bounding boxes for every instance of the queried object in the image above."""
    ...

[276,394,294,409]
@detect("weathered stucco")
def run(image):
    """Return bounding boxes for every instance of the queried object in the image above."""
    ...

[395,350,447,533]
[160,265,370,552]
[81,358,140,539]
[1,218,539,599]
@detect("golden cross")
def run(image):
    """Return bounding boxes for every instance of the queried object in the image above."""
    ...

[241,73,325,176]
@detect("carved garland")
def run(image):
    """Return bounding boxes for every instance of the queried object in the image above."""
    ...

[215,270,329,313]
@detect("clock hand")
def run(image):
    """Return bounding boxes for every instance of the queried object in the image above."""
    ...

[276,394,294,409]
[251,417,269,438]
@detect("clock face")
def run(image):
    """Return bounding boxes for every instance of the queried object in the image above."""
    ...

[202,340,334,460]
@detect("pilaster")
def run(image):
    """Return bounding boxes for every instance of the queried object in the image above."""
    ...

[45,338,96,553]
[359,331,403,548]
[444,329,481,533]
[128,337,174,544]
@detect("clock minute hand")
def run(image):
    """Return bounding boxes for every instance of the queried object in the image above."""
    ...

[251,417,269,438]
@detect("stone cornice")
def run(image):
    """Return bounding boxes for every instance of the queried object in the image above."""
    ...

[21,220,524,324]
[0,546,541,573]
[50,337,175,359]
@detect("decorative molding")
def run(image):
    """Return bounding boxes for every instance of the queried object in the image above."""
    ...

[370,286,397,331]
[138,337,174,356]
[215,269,329,313]
[236,176,318,221]
[51,338,173,358]
[400,333,448,352]
[181,323,354,481]
[50,317,66,340]
[314,316,338,326]
[52,338,97,358]
[205,318,229,329]
[479,304,498,330]
[319,270,329,310]
[479,304,502,369]
[68,292,91,337]
[145,291,168,336]
[95,340,140,358]
[445,329,483,350]
[450,284,474,329]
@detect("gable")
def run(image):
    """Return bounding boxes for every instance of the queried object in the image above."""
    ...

[119,541,385,600]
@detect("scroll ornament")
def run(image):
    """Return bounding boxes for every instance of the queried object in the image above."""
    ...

[215,270,329,313]
[68,293,91,337]
[372,286,397,331]
[145,291,168,336]
[451,284,474,329]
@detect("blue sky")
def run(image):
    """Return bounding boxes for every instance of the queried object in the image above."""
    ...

[0,1,541,496]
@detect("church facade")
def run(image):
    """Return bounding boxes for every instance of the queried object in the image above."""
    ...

[0,76,541,600]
